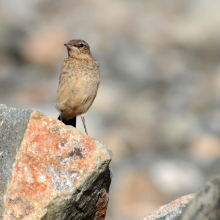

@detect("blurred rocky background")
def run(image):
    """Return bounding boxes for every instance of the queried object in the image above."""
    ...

[1,0,220,219]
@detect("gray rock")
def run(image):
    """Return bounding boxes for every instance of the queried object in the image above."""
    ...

[0,106,34,219]
[174,175,220,220]
[143,174,220,220]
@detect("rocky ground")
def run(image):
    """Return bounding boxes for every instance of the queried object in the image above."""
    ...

[1,1,220,219]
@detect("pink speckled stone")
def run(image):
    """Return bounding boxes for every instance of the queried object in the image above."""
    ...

[141,194,195,220]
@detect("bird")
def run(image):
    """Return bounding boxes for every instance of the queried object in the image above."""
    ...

[56,39,100,135]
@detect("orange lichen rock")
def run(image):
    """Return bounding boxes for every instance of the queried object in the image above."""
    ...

[0,107,112,220]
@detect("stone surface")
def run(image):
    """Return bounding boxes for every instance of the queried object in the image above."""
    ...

[0,106,33,219]
[141,194,195,220]
[0,106,112,220]
[142,174,220,220]
[174,175,220,220]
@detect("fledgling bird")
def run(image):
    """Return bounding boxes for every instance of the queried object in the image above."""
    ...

[56,39,100,135]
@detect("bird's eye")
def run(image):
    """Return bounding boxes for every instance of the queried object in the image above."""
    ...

[79,44,84,48]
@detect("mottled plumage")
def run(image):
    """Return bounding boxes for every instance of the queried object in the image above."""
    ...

[56,39,100,135]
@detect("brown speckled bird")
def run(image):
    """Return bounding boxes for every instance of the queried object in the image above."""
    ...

[56,39,100,135]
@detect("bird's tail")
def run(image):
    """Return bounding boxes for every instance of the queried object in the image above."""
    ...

[58,115,76,128]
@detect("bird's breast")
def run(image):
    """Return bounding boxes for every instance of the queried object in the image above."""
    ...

[56,56,100,119]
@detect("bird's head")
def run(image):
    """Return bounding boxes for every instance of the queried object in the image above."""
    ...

[64,39,91,58]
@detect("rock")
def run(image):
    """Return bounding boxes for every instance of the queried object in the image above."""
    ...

[141,194,195,220]
[174,175,220,220]
[142,174,220,220]
[0,106,112,220]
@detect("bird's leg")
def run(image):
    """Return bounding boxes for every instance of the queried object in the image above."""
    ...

[81,114,88,135]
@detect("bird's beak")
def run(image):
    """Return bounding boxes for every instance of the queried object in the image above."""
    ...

[64,43,72,49]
